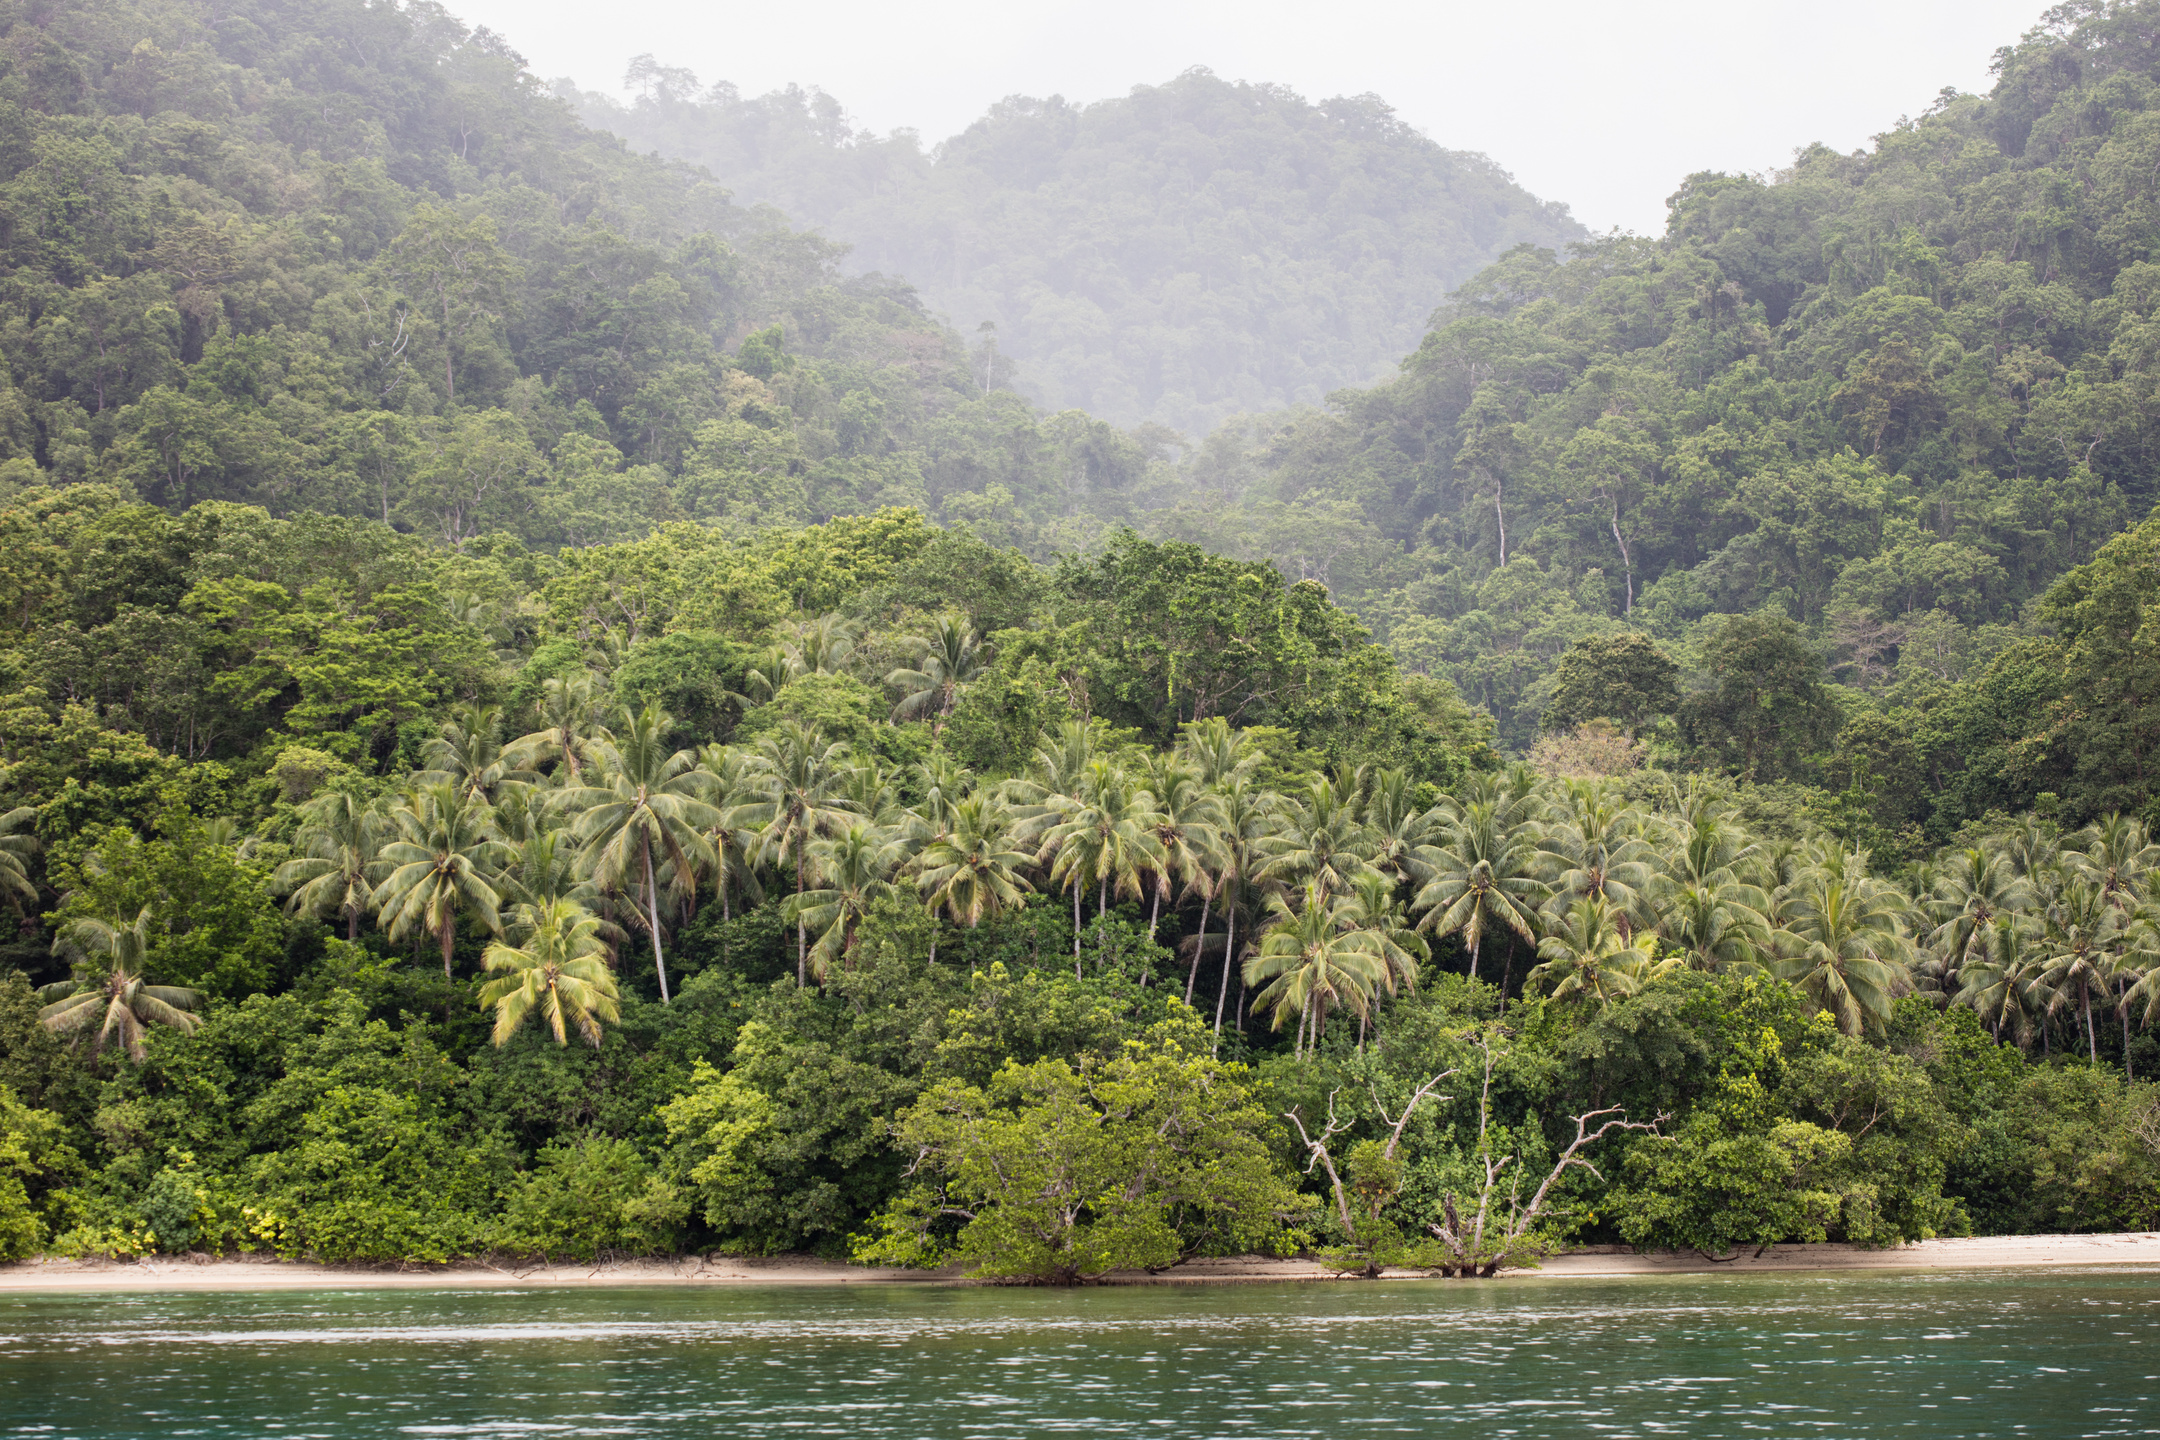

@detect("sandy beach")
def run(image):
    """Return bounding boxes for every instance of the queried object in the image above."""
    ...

[0,1233,2154,1291]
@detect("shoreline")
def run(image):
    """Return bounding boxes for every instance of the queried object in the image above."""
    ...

[0,1233,2156,1292]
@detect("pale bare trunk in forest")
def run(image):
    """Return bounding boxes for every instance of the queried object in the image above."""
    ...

[644,835,671,1004]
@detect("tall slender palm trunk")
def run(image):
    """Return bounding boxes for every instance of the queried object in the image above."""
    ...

[643,834,672,1004]
[1186,892,1211,1005]
[440,920,455,978]
[1213,904,1237,1051]
[796,848,809,988]
[1073,878,1083,976]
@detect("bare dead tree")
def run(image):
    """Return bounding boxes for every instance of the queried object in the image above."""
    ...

[1424,1035,1663,1277]
[1284,1069,1455,1277]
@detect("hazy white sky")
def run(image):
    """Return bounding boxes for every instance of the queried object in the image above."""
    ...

[458,0,2048,233]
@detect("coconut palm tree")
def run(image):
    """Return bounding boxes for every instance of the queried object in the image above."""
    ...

[1655,878,1774,972]
[781,612,858,676]
[788,822,903,978]
[274,790,388,940]
[477,899,621,1048]
[1956,915,2049,1048]
[734,646,797,707]
[1774,864,1915,1037]
[0,805,39,914]
[914,794,1035,933]
[41,909,202,1061]
[1538,779,1655,929]
[1245,883,1391,1057]
[1411,794,1546,982]
[1179,715,1258,789]
[887,615,986,723]
[1254,776,1373,898]
[1139,751,1221,941]
[1922,847,2030,999]
[1345,868,1428,1021]
[1364,768,1439,887]
[1204,777,1273,1043]
[419,703,530,800]
[376,782,512,978]
[557,704,719,1003]
[2000,820,2065,896]
[2035,880,2126,1064]
[1644,806,1772,972]
[1035,759,1163,973]
[1527,897,1671,1006]
[506,672,605,782]
[2068,813,2160,914]
[694,743,765,923]
[734,721,859,986]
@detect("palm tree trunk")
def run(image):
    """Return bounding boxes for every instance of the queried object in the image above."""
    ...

[1186,892,1211,1005]
[1213,904,1236,1050]
[2122,986,2134,1079]
[643,834,672,1005]
[1468,930,1481,982]
[1099,875,1108,923]
[796,848,808,988]
[347,906,360,943]
[440,920,455,979]
[1073,878,1083,976]
[1148,879,1162,940]
[2085,982,2098,1064]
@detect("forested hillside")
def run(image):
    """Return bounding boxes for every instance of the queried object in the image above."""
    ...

[0,0,1193,553]
[1134,1,2160,847]
[569,68,1582,433]
[0,0,2155,1277]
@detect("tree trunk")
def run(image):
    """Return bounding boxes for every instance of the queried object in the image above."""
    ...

[2085,983,2098,1065]
[796,848,808,988]
[1611,506,1633,613]
[347,906,360,943]
[643,834,671,1004]
[1148,880,1162,941]
[1186,892,1211,1005]
[440,919,455,979]
[1468,930,1481,982]
[1073,878,1083,976]
[1213,904,1236,1050]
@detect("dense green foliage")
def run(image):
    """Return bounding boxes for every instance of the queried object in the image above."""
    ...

[0,0,2159,1279]
[0,493,2145,1273]
[570,68,1581,433]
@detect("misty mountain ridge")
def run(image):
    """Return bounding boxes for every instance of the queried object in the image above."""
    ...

[562,66,1584,434]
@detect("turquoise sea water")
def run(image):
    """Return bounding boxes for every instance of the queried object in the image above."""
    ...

[0,1269,2155,1438]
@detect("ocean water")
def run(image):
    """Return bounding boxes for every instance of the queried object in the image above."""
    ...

[0,1268,2154,1437]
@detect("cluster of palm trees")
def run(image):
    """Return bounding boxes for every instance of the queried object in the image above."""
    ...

[1918,816,2160,1066]
[239,664,2160,1069]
